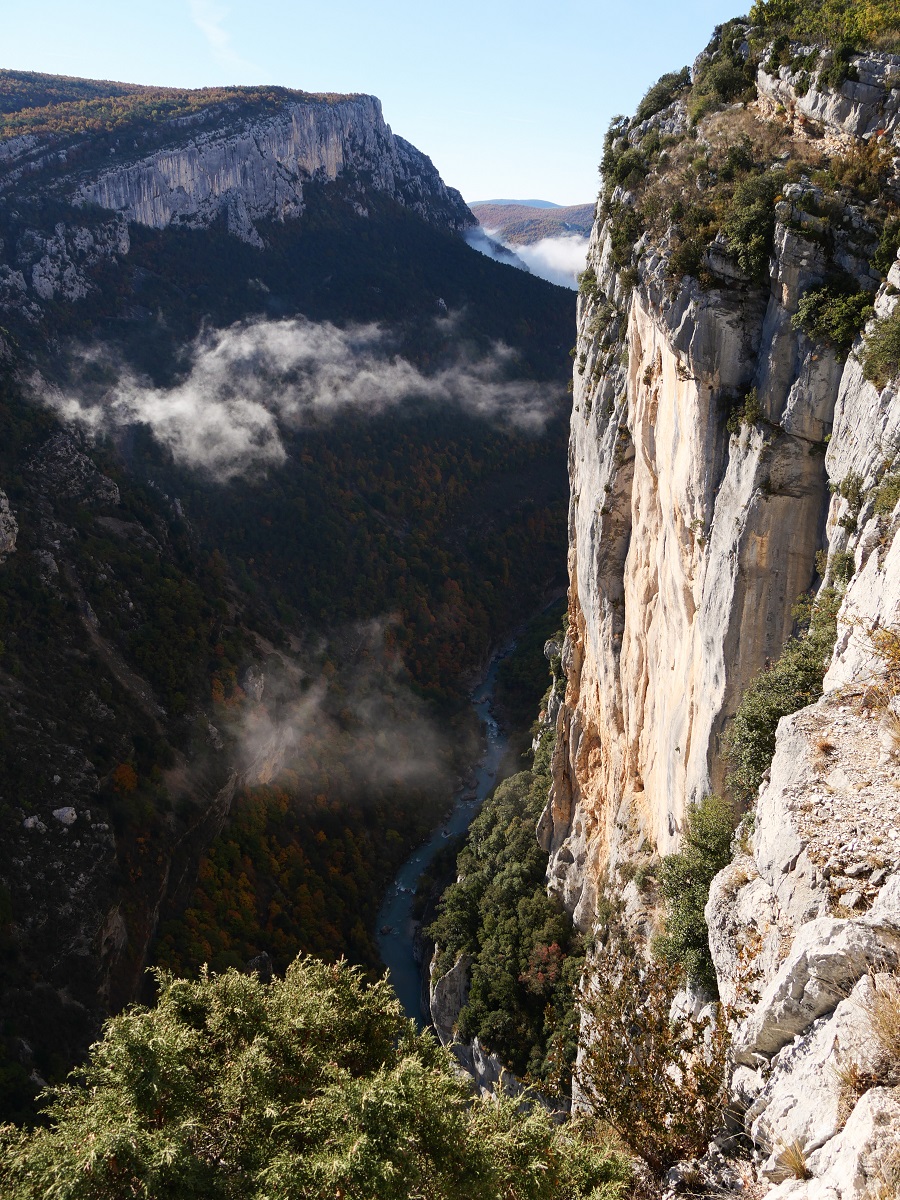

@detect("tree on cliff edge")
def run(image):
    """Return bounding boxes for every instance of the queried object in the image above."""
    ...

[0,957,628,1200]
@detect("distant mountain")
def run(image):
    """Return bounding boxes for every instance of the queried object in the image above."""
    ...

[470,202,595,246]
[472,199,561,209]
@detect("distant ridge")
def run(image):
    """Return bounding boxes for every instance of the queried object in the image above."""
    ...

[471,199,561,208]
[470,201,594,247]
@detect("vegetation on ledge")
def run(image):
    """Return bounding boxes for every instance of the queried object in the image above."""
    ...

[725,588,842,807]
[0,70,352,141]
[0,958,631,1200]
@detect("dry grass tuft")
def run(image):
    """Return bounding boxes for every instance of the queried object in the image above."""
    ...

[812,734,837,770]
[771,1139,812,1182]
[831,1058,879,1127]
[862,623,900,710]
[865,972,900,1071]
[872,1140,900,1200]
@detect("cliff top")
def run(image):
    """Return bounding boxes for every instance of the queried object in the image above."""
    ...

[0,68,365,142]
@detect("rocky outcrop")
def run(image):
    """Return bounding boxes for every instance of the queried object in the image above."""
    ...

[0,88,474,320]
[0,489,17,560]
[757,48,900,142]
[429,951,471,1047]
[72,96,473,245]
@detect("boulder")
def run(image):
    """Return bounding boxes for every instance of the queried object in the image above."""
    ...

[732,918,900,1064]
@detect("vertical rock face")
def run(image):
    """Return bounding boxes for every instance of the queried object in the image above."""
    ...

[543,190,845,929]
[558,37,900,1191]
[0,489,17,561]
[72,97,474,242]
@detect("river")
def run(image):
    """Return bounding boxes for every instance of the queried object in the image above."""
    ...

[376,649,511,1023]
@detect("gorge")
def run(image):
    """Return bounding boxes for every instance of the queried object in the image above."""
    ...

[4,0,900,1195]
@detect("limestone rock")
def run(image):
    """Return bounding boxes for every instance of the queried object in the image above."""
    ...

[429,952,471,1047]
[757,49,900,141]
[0,489,17,561]
[747,976,884,1170]
[762,1088,900,1200]
[73,96,474,245]
[732,918,900,1064]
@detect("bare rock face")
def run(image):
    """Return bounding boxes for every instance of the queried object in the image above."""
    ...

[0,489,17,561]
[757,49,900,141]
[557,36,900,1193]
[429,951,471,1047]
[543,189,843,930]
[72,97,474,245]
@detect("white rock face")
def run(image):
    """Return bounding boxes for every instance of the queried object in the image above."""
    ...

[560,48,900,1191]
[757,49,900,141]
[0,489,17,561]
[543,208,841,928]
[762,1088,900,1200]
[429,952,471,1047]
[73,95,473,244]
[732,917,900,1063]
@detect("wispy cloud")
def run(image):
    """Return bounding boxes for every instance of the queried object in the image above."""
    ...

[238,620,449,795]
[467,227,588,291]
[46,316,559,479]
[188,0,258,74]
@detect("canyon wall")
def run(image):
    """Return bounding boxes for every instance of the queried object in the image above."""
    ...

[548,34,900,1192]
[0,90,474,319]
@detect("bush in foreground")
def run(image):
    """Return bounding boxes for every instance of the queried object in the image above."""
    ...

[0,957,629,1200]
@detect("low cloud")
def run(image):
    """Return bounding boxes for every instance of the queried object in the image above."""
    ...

[463,228,530,272]
[468,226,588,291]
[511,235,589,290]
[48,317,558,479]
[236,621,449,797]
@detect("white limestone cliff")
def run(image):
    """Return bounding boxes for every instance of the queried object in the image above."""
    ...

[0,91,474,314]
[549,39,900,1193]
[72,95,473,244]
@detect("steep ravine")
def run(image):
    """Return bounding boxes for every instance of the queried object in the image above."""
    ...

[545,27,900,1197]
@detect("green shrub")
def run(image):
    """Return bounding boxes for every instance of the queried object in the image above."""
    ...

[861,307,900,388]
[725,588,841,806]
[749,0,900,53]
[688,22,756,124]
[829,549,856,582]
[873,216,900,276]
[873,472,900,515]
[608,205,644,270]
[723,172,784,282]
[653,795,735,994]
[636,67,691,122]
[818,42,859,89]
[576,943,729,1178]
[792,281,874,354]
[607,147,649,189]
[578,266,601,302]
[0,958,630,1200]
[726,387,762,434]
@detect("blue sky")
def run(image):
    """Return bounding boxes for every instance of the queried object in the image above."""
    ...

[6,0,741,205]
